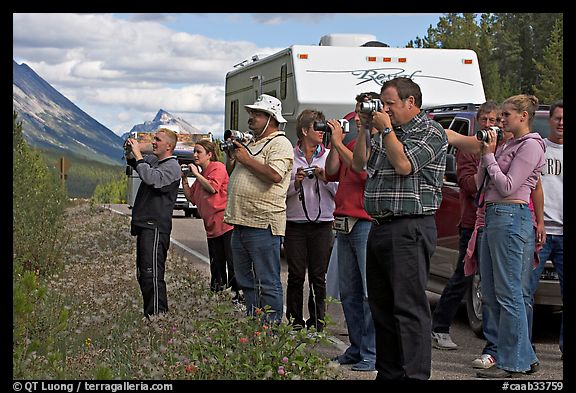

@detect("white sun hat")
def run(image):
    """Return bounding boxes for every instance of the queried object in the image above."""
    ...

[244,94,287,123]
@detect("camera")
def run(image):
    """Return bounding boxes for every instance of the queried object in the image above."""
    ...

[181,164,191,175]
[302,166,316,179]
[220,129,254,151]
[359,99,383,114]
[123,139,133,159]
[313,119,350,133]
[476,126,503,143]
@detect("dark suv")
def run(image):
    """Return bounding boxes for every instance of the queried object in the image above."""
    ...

[425,103,561,337]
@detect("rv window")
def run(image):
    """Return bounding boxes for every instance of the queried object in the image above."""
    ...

[280,64,287,99]
[231,100,239,130]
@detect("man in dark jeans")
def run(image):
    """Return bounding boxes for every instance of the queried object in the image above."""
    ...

[431,101,499,349]
[126,128,181,318]
[352,77,447,380]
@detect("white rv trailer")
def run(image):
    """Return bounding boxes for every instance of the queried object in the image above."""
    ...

[225,34,486,143]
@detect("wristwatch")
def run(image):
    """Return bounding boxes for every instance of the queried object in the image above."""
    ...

[381,127,393,137]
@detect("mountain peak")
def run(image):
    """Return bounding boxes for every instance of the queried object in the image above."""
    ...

[153,109,172,123]
[130,110,201,135]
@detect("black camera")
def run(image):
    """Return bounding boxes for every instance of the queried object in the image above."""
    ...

[476,126,503,143]
[302,166,316,179]
[313,119,350,133]
[220,129,254,151]
[359,99,383,114]
[123,139,134,159]
[181,164,191,175]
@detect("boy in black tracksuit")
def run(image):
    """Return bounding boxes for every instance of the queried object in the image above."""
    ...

[125,128,181,318]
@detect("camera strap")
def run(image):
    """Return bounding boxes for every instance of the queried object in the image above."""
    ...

[246,134,290,156]
[298,176,321,223]
[474,143,500,208]
[474,171,487,208]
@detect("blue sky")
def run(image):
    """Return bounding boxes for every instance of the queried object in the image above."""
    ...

[13,13,443,138]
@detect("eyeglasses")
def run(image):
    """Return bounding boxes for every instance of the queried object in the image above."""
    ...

[478,117,497,123]
[248,109,267,117]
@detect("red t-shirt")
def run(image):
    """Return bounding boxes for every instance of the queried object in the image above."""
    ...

[189,161,233,238]
[456,150,479,229]
[325,139,372,221]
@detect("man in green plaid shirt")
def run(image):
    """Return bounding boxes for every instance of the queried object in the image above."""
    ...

[352,77,447,380]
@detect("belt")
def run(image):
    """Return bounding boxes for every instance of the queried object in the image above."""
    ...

[372,214,426,225]
[485,201,528,207]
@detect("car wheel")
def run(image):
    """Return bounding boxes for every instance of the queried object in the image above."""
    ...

[184,209,192,218]
[192,209,201,219]
[466,270,484,338]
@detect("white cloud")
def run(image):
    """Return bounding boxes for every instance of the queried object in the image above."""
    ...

[13,13,278,136]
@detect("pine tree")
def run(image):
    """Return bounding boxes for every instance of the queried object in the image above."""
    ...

[533,18,563,104]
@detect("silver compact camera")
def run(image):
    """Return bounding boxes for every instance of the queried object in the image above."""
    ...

[476,126,503,143]
[181,164,191,175]
[302,166,316,179]
[360,99,383,114]
[313,119,350,133]
[220,129,254,151]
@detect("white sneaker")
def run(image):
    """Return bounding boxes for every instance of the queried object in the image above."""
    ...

[472,354,496,369]
[431,332,458,349]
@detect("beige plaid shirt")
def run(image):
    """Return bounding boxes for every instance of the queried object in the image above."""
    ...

[224,131,294,236]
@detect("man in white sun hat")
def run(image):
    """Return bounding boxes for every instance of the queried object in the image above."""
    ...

[224,94,294,324]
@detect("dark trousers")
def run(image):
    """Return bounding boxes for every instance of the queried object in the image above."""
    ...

[432,227,474,333]
[136,227,170,317]
[207,230,239,292]
[366,215,436,380]
[284,221,333,331]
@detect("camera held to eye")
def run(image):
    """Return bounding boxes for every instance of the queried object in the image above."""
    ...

[123,139,134,159]
[476,126,503,143]
[359,99,383,114]
[181,164,191,175]
[302,166,316,179]
[220,129,254,151]
[313,119,350,133]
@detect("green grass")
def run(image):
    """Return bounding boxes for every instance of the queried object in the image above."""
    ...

[15,203,344,380]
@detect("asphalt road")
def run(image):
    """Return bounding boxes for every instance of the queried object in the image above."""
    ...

[108,204,564,382]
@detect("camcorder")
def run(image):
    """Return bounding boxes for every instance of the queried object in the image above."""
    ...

[181,164,191,175]
[476,126,503,143]
[220,129,254,151]
[123,139,133,159]
[359,99,383,114]
[302,166,316,179]
[313,119,350,133]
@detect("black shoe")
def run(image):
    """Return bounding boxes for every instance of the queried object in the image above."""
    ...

[331,354,359,365]
[477,367,522,379]
[351,360,376,372]
[525,362,540,375]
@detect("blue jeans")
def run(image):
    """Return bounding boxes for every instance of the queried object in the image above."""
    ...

[231,225,284,323]
[528,234,564,353]
[336,220,376,365]
[477,227,498,359]
[481,203,538,372]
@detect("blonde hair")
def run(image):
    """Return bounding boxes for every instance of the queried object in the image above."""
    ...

[502,95,539,125]
[157,128,178,151]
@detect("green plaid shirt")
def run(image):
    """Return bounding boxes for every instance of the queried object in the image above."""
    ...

[364,111,447,217]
